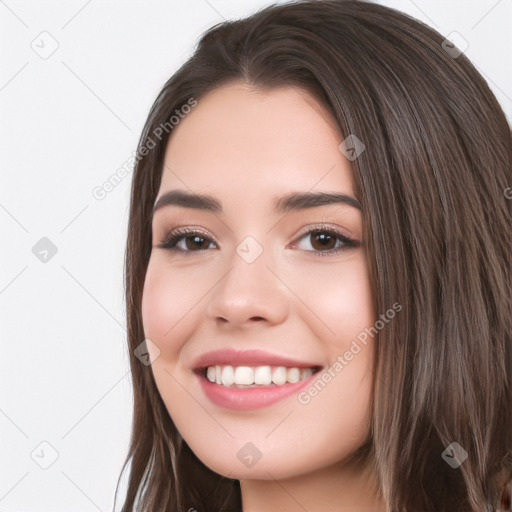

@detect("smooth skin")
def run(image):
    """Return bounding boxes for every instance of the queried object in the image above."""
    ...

[141,82,386,511]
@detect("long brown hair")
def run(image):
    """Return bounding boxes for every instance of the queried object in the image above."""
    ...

[114,1,512,510]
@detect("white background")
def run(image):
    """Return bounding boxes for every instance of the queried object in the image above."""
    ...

[1,1,511,510]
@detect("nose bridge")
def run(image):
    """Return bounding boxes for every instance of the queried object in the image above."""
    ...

[223,232,273,296]
[235,234,266,266]
[205,232,290,324]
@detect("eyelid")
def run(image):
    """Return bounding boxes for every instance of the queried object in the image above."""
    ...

[157,222,355,243]
[159,224,214,241]
[293,222,357,243]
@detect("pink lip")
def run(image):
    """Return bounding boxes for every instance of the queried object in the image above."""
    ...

[191,348,321,370]
[195,369,320,410]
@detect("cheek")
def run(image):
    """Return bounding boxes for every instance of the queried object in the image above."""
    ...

[142,258,171,341]
[141,255,200,358]
[332,261,375,338]
[295,254,376,344]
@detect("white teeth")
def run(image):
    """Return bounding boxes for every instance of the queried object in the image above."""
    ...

[204,364,317,387]
[206,366,216,382]
[220,366,234,386]
[254,365,272,386]
[287,367,300,383]
[272,366,287,385]
[234,366,253,385]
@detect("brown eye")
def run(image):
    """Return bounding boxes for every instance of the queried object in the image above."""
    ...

[159,228,216,252]
[309,231,337,251]
[182,234,211,251]
[291,226,360,257]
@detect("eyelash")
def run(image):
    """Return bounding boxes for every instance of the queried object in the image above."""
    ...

[157,225,360,257]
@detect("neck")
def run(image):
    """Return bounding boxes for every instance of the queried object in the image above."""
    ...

[240,455,386,512]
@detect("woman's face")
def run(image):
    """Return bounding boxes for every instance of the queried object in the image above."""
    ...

[141,82,377,480]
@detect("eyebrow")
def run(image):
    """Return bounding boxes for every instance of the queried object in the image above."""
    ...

[152,189,361,215]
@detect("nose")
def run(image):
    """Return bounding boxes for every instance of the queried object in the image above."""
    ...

[204,243,290,328]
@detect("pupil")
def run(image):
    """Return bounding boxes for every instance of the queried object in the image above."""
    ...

[187,235,207,250]
[313,232,335,250]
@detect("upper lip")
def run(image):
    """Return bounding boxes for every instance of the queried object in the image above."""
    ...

[192,348,323,371]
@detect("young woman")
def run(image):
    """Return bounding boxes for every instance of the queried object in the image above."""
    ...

[114,1,512,510]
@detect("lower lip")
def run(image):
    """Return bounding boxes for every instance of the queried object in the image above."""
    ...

[196,369,319,410]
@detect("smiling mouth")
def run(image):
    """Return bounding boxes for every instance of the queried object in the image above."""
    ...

[199,364,323,388]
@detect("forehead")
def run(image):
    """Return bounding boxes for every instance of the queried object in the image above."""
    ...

[159,82,355,209]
